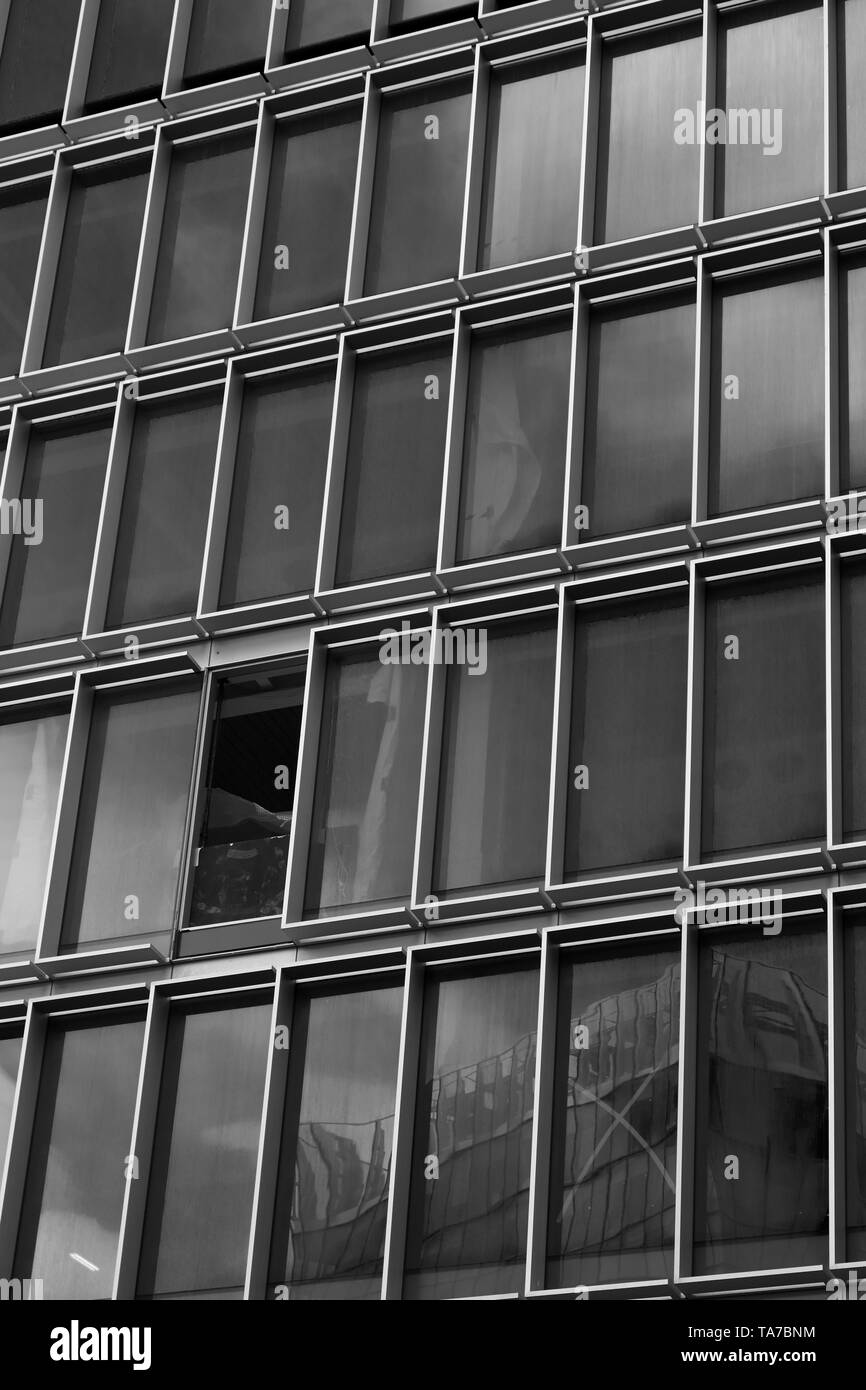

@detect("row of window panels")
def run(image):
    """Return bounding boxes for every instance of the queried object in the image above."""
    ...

[0,913,858,1300]
[7,0,866,386]
[2,550,866,966]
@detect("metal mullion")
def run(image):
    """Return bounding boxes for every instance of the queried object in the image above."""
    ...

[828,891,845,1266]
[673,916,697,1281]
[0,0,12,59]
[282,631,325,925]
[81,384,126,642]
[828,539,841,851]
[168,671,214,955]
[682,565,704,871]
[698,0,716,225]
[233,97,271,331]
[244,969,295,1300]
[826,226,840,501]
[524,931,558,1293]
[0,404,29,614]
[125,122,172,353]
[19,150,66,376]
[345,71,380,303]
[197,360,243,619]
[457,44,485,279]
[162,0,193,99]
[576,20,598,255]
[435,312,469,573]
[0,1002,44,1276]
[691,256,711,525]
[35,672,92,962]
[113,985,169,1299]
[545,586,572,892]
[563,287,586,553]
[381,947,424,1299]
[825,0,837,196]
[63,0,100,125]
[409,606,446,914]
[314,334,354,597]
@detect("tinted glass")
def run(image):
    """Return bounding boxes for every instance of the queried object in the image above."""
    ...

[147,131,255,345]
[390,0,474,21]
[457,319,571,563]
[269,985,403,1300]
[693,928,828,1275]
[841,564,866,839]
[709,271,823,516]
[335,343,450,586]
[43,162,149,367]
[0,1034,22,1173]
[14,1015,145,1299]
[304,646,427,914]
[85,0,175,112]
[364,80,472,295]
[433,619,556,894]
[254,110,360,321]
[842,259,866,491]
[565,595,688,876]
[137,999,271,1298]
[701,576,825,856]
[220,369,334,610]
[404,964,538,1299]
[0,0,80,134]
[547,946,680,1288]
[0,186,48,379]
[845,916,866,1260]
[596,28,701,244]
[0,709,68,957]
[183,0,272,86]
[60,683,200,952]
[285,0,373,55]
[106,393,221,630]
[479,55,584,271]
[0,420,112,649]
[840,0,866,191]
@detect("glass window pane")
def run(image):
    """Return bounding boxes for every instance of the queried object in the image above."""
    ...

[547,945,680,1288]
[433,619,556,894]
[220,368,334,610]
[304,646,427,914]
[715,0,822,217]
[565,595,688,876]
[701,576,825,856]
[14,1015,145,1299]
[285,0,373,55]
[182,0,272,86]
[0,1034,22,1175]
[581,297,694,540]
[147,132,255,345]
[390,0,475,24]
[106,393,221,630]
[137,998,271,1299]
[840,0,866,191]
[0,708,68,957]
[42,162,149,368]
[253,110,360,321]
[479,55,584,272]
[269,984,403,1300]
[457,318,571,564]
[189,671,304,928]
[845,914,866,1260]
[0,186,48,380]
[841,563,866,839]
[335,343,450,586]
[84,0,175,112]
[404,963,538,1299]
[0,420,112,649]
[0,0,81,134]
[61,683,200,952]
[693,927,828,1275]
[842,258,866,491]
[364,79,472,296]
[709,271,823,516]
[595,29,701,244]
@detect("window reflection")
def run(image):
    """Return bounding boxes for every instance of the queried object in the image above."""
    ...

[285,0,373,56]
[0,708,68,957]
[840,0,866,192]
[182,0,272,87]
[0,1033,22,1176]
[0,186,48,380]
[0,0,81,134]
[84,0,175,113]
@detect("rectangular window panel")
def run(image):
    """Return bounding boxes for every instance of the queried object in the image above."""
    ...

[714,0,822,218]
[701,576,825,857]
[0,419,112,649]
[842,259,866,491]
[841,563,866,840]
[547,944,680,1288]
[595,28,701,244]
[565,595,688,876]
[84,0,175,113]
[182,0,273,86]
[253,111,360,321]
[457,318,571,563]
[189,671,304,928]
[0,185,48,380]
[220,368,334,610]
[709,271,823,517]
[60,682,200,952]
[581,296,694,540]
[840,0,866,191]
[0,0,81,134]
[14,1014,145,1300]
[42,161,150,368]
[147,131,255,345]
[404,963,538,1299]
[137,998,271,1299]
[390,0,475,23]
[0,707,68,958]
[304,646,427,915]
[285,0,373,56]
[269,983,403,1300]
[433,619,556,894]
[693,927,828,1275]
[479,55,584,272]
[0,1033,22,1175]
[106,392,221,630]
[335,343,450,587]
[364,79,472,296]
[845,915,866,1260]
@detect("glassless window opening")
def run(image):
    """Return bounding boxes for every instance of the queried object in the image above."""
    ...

[0,185,48,380]
[284,0,374,58]
[219,368,335,611]
[0,1032,22,1177]
[269,982,404,1300]
[547,943,680,1289]
[181,0,273,88]
[304,644,427,916]
[456,317,571,564]
[403,961,539,1300]
[692,925,828,1275]
[839,0,866,192]
[0,0,81,135]
[84,0,176,114]
[564,594,688,877]
[189,670,305,928]
[0,705,68,958]
[137,997,271,1299]
[580,295,695,541]
[478,54,584,272]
